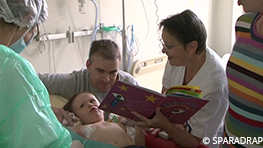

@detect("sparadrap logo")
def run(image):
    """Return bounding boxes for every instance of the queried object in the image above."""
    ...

[212,137,263,145]
[202,137,210,145]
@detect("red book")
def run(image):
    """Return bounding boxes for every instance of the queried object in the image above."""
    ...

[98,81,209,124]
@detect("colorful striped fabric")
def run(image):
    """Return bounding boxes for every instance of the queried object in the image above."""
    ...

[222,12,263,148]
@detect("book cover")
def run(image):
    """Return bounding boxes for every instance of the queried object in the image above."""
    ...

[98,81,208,124]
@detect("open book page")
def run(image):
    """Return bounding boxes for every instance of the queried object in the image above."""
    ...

[99,81,208,124]
[160,94,208,124]
[98,81,166,120]
[160,85,208,124]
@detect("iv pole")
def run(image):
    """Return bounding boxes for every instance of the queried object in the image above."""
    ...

[122,0,128,72]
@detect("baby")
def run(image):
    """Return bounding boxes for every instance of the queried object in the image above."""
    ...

[63,92,145,148]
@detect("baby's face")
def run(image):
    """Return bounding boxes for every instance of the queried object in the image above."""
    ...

[72,93,104,124]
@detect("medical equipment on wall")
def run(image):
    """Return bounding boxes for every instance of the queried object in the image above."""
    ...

[78,0,87,14]
[97,24,141,73]
[90,0,99,42]
[38,28,93,42]
[66,26,74,43]
[121,0,128,71]
[35,0,145,73]
[126,25,141,73]
[38,0,98,42]
[36,0,99,71]
[101,26,119,41]
[120,0,149,72]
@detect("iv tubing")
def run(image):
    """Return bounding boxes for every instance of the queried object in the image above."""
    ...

[91,0,99,42]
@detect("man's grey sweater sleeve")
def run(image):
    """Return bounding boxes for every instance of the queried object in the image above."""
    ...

[38,72,85,100]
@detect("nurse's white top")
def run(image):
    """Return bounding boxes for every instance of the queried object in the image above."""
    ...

[162,47,229,148]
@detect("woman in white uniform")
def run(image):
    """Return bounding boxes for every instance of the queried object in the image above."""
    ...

[131,9,229,148]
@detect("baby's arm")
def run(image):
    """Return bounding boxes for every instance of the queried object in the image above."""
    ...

[134,126,145,146]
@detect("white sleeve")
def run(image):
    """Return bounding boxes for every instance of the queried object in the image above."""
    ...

[188,87,228,140]
[162,61,172,89]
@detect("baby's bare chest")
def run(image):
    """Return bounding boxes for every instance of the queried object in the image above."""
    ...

[92,123,127,138]
[90,123,134,147]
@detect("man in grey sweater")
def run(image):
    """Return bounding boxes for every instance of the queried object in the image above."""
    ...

[39,39,138,103]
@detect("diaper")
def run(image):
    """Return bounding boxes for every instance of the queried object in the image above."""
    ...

[82,125,96,139]
[108,114,136,142]
[126,125,136,142]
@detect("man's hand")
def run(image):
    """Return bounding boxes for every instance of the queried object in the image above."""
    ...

[51,107,74,127]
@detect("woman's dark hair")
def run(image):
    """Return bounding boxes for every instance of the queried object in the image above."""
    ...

[159,9,207,54]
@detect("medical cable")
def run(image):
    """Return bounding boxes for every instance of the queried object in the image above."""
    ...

[154,0,162,52]
[90,0,99,42]
[126,26,133,70]
[38,24,51,55]
[51,40,56,73]
[115,25,140,71]
[140,0,149,40]
[126,25,140,57]
[125,25,141,72]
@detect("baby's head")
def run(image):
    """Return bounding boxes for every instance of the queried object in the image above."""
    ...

[63,92,104,124]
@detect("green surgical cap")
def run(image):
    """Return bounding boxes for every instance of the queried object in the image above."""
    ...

[0,0,48,28]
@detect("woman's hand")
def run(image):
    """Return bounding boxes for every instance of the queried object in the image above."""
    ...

[130,108,170,129]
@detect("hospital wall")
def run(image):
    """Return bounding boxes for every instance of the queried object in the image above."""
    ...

[20,0,243,75]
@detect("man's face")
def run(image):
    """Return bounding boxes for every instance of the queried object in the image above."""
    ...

[87,54,119,92]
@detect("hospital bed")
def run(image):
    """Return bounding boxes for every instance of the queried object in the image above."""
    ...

[130,54,167,93]
[50,94,68,108]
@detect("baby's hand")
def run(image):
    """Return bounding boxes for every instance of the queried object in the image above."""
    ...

[52,107,74,127]
[68,112,80,123]
[63,112,81,128]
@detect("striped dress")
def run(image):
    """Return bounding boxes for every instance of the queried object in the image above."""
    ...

[222,12,263,148]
